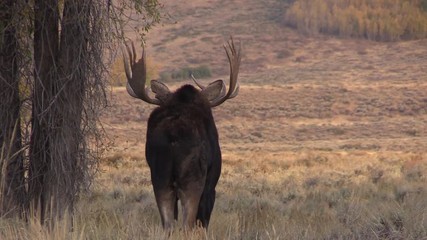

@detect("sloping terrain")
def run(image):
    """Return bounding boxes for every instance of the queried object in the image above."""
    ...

[137,0,427,81]
[114,0,427,155]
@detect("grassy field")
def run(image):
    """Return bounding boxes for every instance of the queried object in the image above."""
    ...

[2,0,427,239]
[86,74,427,239]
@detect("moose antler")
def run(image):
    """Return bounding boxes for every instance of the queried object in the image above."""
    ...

[191,74,205,90]
[122,41,169,105]
[207,37,241,107]
[123,38,240,107]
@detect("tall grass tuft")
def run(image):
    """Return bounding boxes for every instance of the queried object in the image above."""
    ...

[284,0,427,41]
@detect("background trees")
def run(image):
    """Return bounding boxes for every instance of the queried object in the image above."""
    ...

[284,0,427,41]
[0,0,26,218]
[0,0,160,226]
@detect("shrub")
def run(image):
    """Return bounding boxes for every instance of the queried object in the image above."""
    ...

[284,0,427,41]
[159,65,212,82]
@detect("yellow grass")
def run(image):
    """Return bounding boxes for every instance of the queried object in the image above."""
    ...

[2,150,426,239]
[2,0,427,238]
[284,0,427,41]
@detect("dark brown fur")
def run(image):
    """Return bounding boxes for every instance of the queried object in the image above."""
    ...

[145,85,221,229]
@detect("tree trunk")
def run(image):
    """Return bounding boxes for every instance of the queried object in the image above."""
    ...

[30,0,91,225]
[0,0,26,218]
[49,0,89,220]
[29,0,59,223]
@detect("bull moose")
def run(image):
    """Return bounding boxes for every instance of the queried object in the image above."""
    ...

[122,38,241,229]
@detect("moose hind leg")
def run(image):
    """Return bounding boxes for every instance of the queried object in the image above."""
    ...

[154,187,176,230]
[197,188,216,228]
[178,182,204,229]
[174,197,178,221]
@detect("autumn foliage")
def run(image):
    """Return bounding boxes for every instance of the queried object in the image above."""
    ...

[284,0,427,41]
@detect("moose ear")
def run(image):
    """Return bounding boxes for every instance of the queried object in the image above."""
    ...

[151,80,171,103]
[201,80,226,102]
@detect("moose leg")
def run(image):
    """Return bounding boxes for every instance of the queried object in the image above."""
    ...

[197,151,221,228]
[197,188,216,228]
[153,187,176,230]
[178,182,204,229]
[174,198,178,221]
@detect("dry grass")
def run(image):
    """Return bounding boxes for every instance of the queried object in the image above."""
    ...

[3,151,425,239]
[2,0,427,238]
[5,71,424,238]
[284,0,427,41]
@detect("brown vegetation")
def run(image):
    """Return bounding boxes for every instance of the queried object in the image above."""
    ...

[284,0,427,41]
[0,0,161,229]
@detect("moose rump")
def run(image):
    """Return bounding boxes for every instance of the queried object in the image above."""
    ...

[146,85,221,229]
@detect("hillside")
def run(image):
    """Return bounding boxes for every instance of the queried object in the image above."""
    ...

[143,0,287,75]
[129,0,427,85]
